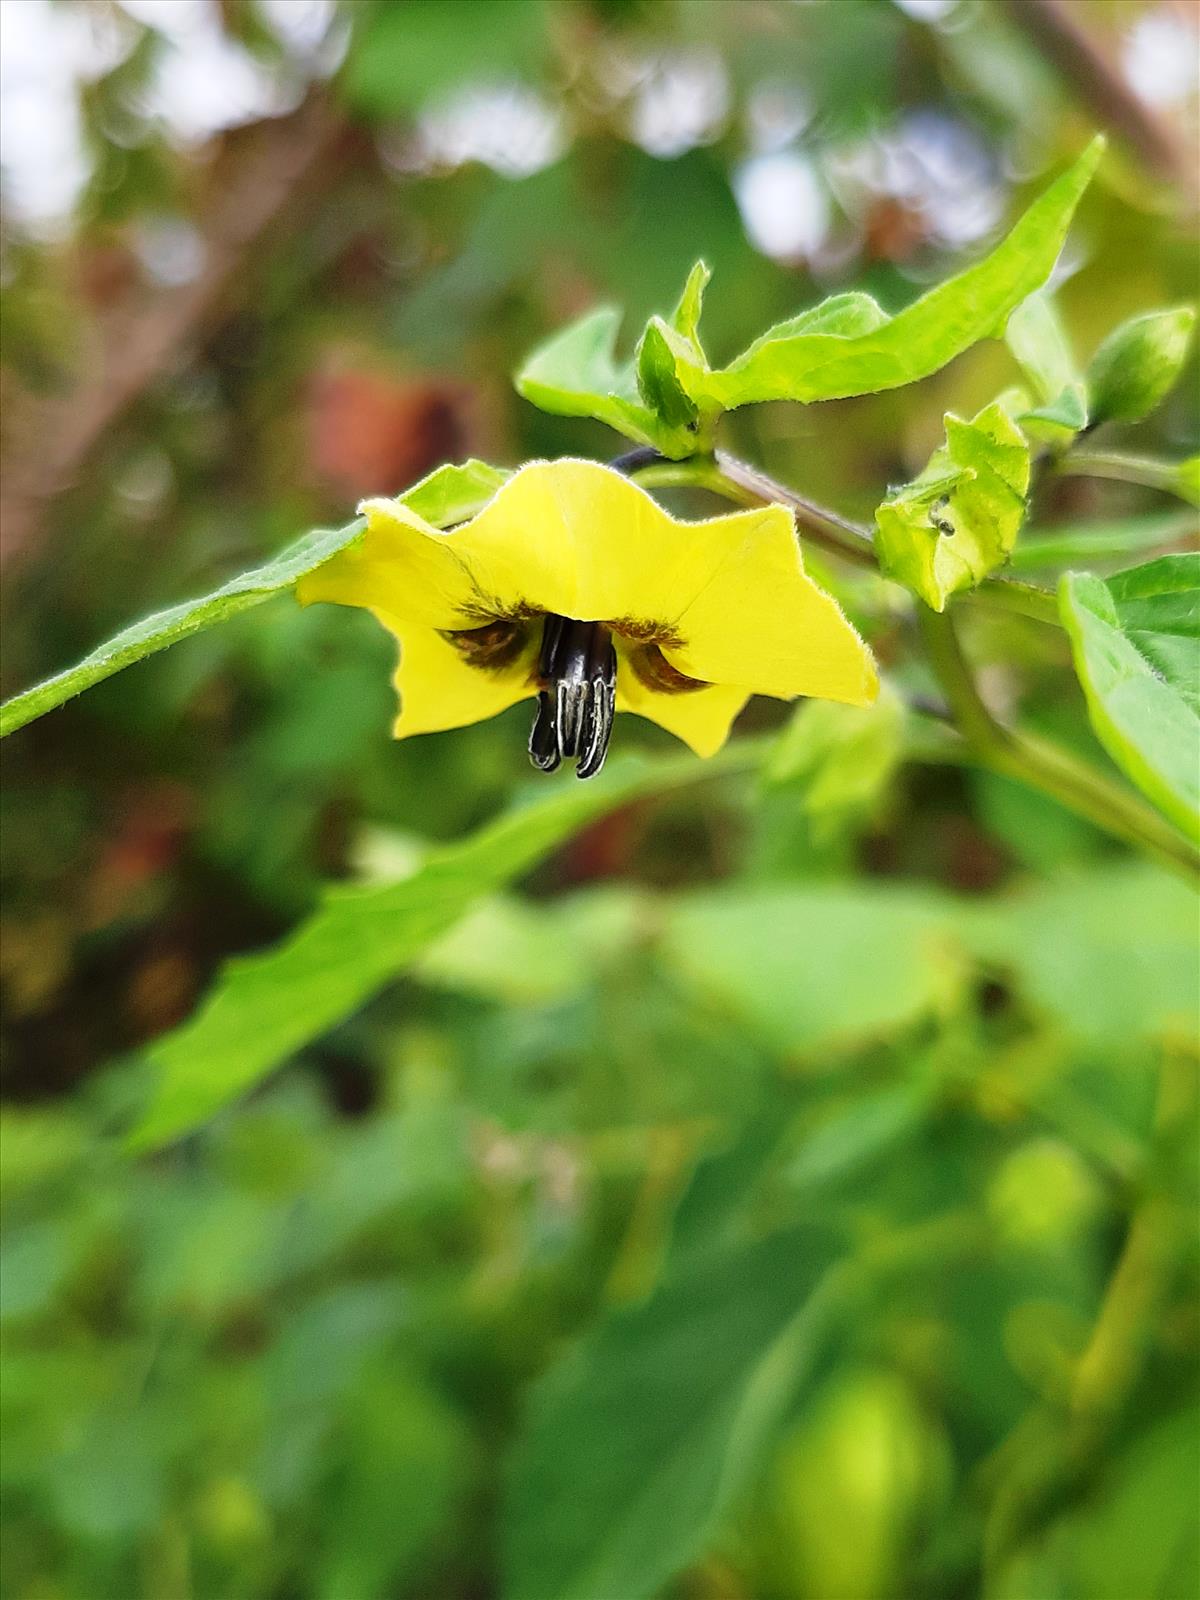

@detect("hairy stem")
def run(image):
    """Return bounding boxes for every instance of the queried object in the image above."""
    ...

[625,447,1197,874]
[1057,450,1190,495]
[713,451,878,566]
[629,453,1063,622]
[918,604,1199,881]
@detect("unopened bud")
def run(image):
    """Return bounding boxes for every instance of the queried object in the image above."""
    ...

[1086,306,1196,424]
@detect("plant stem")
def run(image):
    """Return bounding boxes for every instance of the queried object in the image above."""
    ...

[1056,450,1186,495]
[629,453,1064,625]
[974,577,1062,625]
[714,451,878,566]
[623,447,876,563]
[625,446,1195,872]
[629,457,756,506]
[917,604,1200,881]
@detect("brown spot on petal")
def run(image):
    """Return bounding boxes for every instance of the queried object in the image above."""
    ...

[627,643,707,695]
[440,618,530,672]
[610,616,685,651]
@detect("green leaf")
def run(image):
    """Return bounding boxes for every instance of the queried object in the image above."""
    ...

[1020,382,1089,446]
[315,1362,469,1600]
[749,290,890,344]
[0,520,361,739]
[765,685,906,842]
[501,1226,842,1600]
[1086,305,1197,425]
[0,460,506,740]
[633,261,719,436]
[661,884,966,1056]
[1007,509,1196,573]
[517,260,717,457]
[1005,288,1088,444]
[399,456,510,523]
[1006,290,1080,406]
[785,1081,933,1194]
[516,305,702,458]
[517,141,1101,440]
[669,138,1103,409]
[668,258,711,347]
[1060,554,1200,841]
[967,863,1199,1044]
[635,318,703,433]
[129,746,756,1151]
[875,401,1031,610]
[996,1410,1200,1600]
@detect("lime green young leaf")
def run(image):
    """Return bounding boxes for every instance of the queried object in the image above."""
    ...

[1086,305,1197,425]
[1007,290,1079,405]
[1019,384,1090,446]
[753,290,891,344]
[1005,288,1088,444]
[635,318,703,434]
[502,1226,842,1600]
[668,138,1103,409]
[399,456,510,523]
[1060,554,1200,842]
[1004,284,1088,441]
[0,460,507,740]
[668,258,711,347]
[129,746,756,1151]
[875,402,1031,610]
[636,263,721,448]
[515,305,701,458]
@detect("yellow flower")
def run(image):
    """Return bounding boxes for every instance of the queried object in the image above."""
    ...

[297,459,877,776]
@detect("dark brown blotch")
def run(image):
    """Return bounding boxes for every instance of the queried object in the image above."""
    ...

[627,643,706,695]
[610,616,685,651]
[440,618,530,671]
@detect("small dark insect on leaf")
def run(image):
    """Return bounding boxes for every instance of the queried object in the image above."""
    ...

[930,495,955,538]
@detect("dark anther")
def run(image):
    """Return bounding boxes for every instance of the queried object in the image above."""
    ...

[529,692,561,772]
[528,615,617,780]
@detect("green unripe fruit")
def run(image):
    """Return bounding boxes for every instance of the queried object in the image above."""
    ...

[1086,306,1196,424]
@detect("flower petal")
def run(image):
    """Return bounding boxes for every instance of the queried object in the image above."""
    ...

[665,514,878,705]
[296,500,485,628]
[299,459,877,741]
[374,613,537,738]
[445,459,676,621]
[615,648,748,757]
[436,459,800,628]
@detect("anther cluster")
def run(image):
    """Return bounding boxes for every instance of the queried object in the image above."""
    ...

[529,615,617,779]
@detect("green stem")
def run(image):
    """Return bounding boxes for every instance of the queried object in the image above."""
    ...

[632,454,1062,621]
[974,577,1062,625]
[632,449,1196,875]
[714,450,878,566]
[1057,449,1186,495]
[917,604,1200,881]
[631,458,757,506]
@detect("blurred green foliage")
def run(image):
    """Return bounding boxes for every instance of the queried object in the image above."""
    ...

[1,2,1197,1598]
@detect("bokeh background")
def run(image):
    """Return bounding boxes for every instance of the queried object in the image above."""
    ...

[1,2,1198,1597]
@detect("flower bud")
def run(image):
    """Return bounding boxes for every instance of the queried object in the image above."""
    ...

[1086,306,1196,424]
